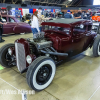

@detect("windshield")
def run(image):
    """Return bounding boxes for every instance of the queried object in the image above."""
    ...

[16,18,21,22]
[42,25,70,31]
[42,25,70,35]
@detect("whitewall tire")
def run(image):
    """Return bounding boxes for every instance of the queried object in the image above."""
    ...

[98,42,100,55]
[26,56,56,91]
[93,36,100,57]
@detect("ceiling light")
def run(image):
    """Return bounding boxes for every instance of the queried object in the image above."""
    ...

[69,0,72,1]
[66,5,68,7]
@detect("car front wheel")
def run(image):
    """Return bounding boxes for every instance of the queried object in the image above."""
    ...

[26,56,56,91]
[0,44,15,68]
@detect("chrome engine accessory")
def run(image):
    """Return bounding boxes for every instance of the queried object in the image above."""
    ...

[40,32,45,38]
[36,41,52,50]
[33,32,52,50]
[33,32,45,40]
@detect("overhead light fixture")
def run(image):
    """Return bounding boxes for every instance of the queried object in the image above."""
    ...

[21,0,27,7]
[69,0,72,1]
[66,5,68,7]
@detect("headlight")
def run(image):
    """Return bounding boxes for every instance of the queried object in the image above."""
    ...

[26,55,32,64]
[80,24,84,29]
[8,48,12,55]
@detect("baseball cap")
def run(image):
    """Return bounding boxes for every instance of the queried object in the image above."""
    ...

[67,10,70,12]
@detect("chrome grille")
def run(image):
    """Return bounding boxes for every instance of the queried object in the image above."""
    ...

[15,43,26,72]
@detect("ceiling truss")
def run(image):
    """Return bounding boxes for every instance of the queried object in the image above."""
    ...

[0,0,82,7]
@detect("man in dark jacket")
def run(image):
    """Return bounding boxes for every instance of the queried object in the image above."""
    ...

[0,11,6,42]
[74,9,83,19]
[64,10,73,18]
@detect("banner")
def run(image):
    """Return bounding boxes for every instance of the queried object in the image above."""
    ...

[29,9,33,13]
[11,10,15,16]
[15,8,22,18]
[33,9,36,14]
[22,9,29,16]
[19,8,23,15]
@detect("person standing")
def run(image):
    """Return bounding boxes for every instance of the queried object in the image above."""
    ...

[71,12,74,18]
[46,11,49,17]
[38,7,51,32]
[74,9,83,19]
[64,10,73,18]
[0,11,7,42]
[31,11,40,37]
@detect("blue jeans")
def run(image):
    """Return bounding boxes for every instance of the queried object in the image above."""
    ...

[31,28,38,35]
[39,27,42,32]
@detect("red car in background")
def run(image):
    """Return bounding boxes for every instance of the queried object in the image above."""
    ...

[92,13,100,22]
[2,15,31,34]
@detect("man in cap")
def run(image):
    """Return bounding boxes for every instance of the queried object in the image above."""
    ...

[64,10,73,18]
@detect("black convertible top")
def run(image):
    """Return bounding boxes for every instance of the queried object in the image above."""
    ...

[46,18,86,24]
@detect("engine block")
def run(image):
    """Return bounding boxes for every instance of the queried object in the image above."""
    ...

[36,41,52,50]
[33,32,45,40]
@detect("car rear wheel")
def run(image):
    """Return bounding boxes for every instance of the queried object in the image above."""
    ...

[0,44,15,68]
[93,36,100,57]
[97,25,100,34]
[26,56,56,91]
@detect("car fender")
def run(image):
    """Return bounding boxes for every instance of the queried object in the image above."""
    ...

[90,35,97,48]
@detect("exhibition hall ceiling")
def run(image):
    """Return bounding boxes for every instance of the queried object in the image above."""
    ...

[0,0,84,7]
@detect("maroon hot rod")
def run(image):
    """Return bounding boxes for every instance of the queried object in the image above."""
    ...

[2,15,31,34]
[0,19,100,91]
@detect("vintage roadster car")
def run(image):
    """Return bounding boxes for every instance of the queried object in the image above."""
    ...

[2,15,31,34]
[0,19,100,91]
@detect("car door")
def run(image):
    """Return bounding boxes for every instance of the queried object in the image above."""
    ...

[5,17,17,34]
[72,24,86,55]
[13,22,31,33]
[2,16,12,34]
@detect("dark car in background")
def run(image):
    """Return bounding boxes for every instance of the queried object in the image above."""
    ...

[2,15,31,34]
[0,19,100,91]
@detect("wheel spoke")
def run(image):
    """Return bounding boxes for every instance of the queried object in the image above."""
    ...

[8,60,15,66]
[6,53,12,61]
[5,53,16,66]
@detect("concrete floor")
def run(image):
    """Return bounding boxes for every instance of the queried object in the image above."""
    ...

[0,33,100,100]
